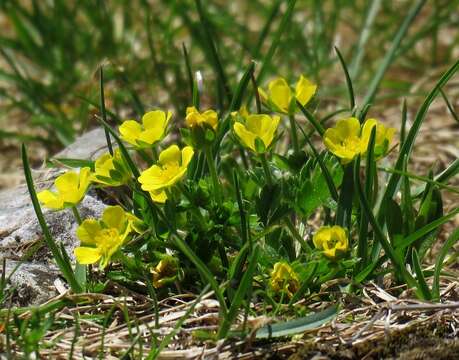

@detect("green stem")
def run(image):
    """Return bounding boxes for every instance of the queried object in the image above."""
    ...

[285,217,312,253]
[288,114,300,154]
[205,146,222,205]
[72,206,82,225]
[71,206,86,290]
[260,153,273,186]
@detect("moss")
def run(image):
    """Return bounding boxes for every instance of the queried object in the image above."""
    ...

[290,318,459,359]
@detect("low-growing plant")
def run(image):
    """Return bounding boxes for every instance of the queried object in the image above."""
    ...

[19,53,459,345]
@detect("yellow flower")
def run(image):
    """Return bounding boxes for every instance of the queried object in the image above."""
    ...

[233,114,280,152]
[230,105,249,120]
[185,106,218,130]
[138,145,194,201]
[119,110,171,148]
[151,255,179,288]
[323,117,367,164]
[259,75,317,114]
[313,225,349,259]
[74,206,142,268]
[37,168,91,210]
[360,118,396,159]
[91,149,130,187]
[270,262,299,298]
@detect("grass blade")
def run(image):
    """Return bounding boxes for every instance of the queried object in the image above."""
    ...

[358,126,376,270]
[256,304,338,339]
[100,67,113,156]
[147,285,211,359]
[411,248,431,300]
[349,0,382,78]
[395,207,459,251]
[334,46,355,110]
[194,0,232,104]
[379,58,459,216]
[172,235,228,316]
[362,0,426,106]
[21,144,81,293]
[296,120,338,201]
[256,0,297,83]
[353,155,420,295]
[218,245,259,338]
[432,228,459,300]
[296,101,325,137]
[440,89,459,124]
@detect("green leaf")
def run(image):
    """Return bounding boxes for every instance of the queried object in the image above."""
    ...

[256,305,338,339]
[47,158,95,170]
[296,156,342,218]
[432,228,459,300]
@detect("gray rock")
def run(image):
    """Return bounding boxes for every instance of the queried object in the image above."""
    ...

[54,127,111,160]
[0,128,109,306]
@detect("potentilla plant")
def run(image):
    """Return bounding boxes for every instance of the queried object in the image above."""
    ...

[22,59,459,340]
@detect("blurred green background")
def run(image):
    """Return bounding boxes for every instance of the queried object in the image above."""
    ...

[0,0,458,188]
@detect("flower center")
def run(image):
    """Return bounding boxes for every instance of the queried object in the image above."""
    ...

[160,162,181,180]
[342,136,362,152]
[96,228,121,254]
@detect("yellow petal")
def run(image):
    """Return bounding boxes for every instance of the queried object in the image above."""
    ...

[119,120,142,146]
[268,78,291,113]
[142,110,168,130]
[160,167,188,189]
[102,205,126,232]
[181,146,195,167]
[313,226,331,250]
[138,128,164,145]
[233,122,256,151]
[322,248,337,259]
[158,145,181,165]
[78,167,91,198]
[259,115,280,148]
[138,165,165,191]
[150,190,167,203]
[295,75,317,106]
[94,153,114,177]
[74,246,101,264]
[76,219,102,245]
[37,190,64,210]
[202,109,218,130]
[55,171,81,205]
[335,117,361,139]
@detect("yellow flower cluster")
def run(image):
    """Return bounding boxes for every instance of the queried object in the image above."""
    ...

[138,145,194,203]
[37,168,91,209]
[259,75,317,114]
[270,262,300,298]
[323,117,395,164]
[233,114,280,153]
[313,225,349,259]
[119,110,171,148]
[74,206,143,268]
